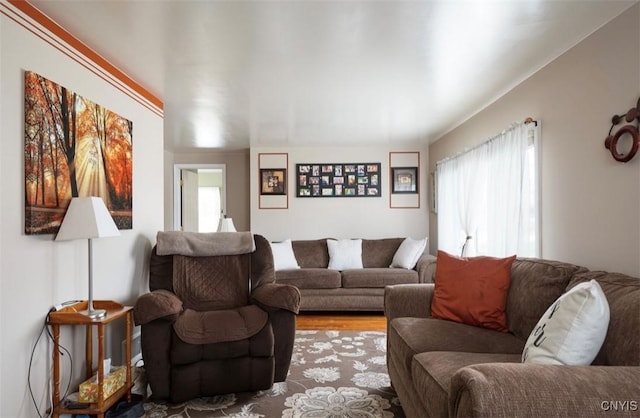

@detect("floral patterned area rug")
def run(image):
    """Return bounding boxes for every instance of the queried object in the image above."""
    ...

[143,330,405,417]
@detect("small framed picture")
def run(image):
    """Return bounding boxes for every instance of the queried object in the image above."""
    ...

[392,167,418,194]
[260,169,287,195]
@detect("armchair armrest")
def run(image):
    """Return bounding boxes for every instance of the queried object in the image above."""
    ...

[415,253,437,283]
[251,283,301,314]
[133,289,183,325]
[384,283,434,321]
[450,363,640,418]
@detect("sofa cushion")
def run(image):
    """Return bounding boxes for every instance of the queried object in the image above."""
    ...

[390,237,428,269]
[362,238,403,268]
[291,239,330,268]
[431,251,516,332]
[342,268,418,288]
[506,258,588,340]
[568,271,640,366]
[522,280,609,365]
[388,317,525,385]
[269,239,300,271]
[171,321,274,365]
[275,268,342,289]
[327,239,363,270]
[299,288,385,311]
[411,352,522,418]
[173,305,268,345]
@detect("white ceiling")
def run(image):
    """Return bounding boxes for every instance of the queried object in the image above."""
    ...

[29,0,636,151]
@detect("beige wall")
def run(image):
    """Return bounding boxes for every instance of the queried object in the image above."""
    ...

[167,150,251,231]
[1,7,165,416]
[429,4,640,276]
[250,146,429,242]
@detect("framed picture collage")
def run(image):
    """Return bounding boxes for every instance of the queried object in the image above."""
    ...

[296,163,381,198]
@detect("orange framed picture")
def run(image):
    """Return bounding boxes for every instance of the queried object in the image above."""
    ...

[24,71,133,234]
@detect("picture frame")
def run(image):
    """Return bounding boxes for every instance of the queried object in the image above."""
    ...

[392,167,418,194]
[296,163,381,198]
[24,71,133,234]
[260,168,287,195]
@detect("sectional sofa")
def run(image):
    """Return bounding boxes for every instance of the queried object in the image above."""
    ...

[385,256,640,418]
[273,238,435,311]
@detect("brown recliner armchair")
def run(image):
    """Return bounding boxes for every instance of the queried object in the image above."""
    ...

[133,231,300,402]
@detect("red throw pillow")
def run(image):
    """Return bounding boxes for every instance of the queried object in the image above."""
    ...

[431,250,516,332]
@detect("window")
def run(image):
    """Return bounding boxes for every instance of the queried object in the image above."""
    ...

[436,121,540,257]
[198,186,221,232]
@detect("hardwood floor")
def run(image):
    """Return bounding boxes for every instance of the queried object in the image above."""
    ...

[296,312,387,331]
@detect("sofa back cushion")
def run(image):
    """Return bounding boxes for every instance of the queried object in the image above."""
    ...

[362,238,404,268]
[291,239,331,268]
[250,234,277,289]
[173,253,252,310]
[290,238,406,269]
[149,245,175,292]
[567,271,640,366]
[506,258,587,340]
[149,234,276,293]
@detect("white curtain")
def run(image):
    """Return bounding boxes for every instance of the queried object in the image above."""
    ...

[436,122,539,258]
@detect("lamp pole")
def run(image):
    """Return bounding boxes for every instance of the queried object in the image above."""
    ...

[86,238,106,319]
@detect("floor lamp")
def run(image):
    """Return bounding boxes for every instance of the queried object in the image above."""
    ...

[56,196,120,319]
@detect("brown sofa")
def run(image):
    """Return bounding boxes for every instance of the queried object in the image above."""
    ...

[275,238,436,311]
[385,257,640,418]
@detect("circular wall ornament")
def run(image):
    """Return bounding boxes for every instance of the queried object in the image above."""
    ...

[605,97,640,163]
[605,125,639,163]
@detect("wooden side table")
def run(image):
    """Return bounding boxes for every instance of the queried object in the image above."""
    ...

[47,300,133,418]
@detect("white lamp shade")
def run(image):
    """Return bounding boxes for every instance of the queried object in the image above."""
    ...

[218,217,236,232]
[56,197,120,240]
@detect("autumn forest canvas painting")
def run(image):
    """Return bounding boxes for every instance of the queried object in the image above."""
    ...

[24,71,133,234]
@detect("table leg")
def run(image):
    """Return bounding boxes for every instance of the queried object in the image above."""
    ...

[85,324,93,379]
[97,323,105,410]
[52,324,60,417]
[126,311,132,402]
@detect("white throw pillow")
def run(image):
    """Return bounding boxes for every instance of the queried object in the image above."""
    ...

[522,279,610,365]
[390,237,428,269]
[269,239,300,271]
[327,239,363,270]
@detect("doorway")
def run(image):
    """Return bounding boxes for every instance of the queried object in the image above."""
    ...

[173,164,226,232]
